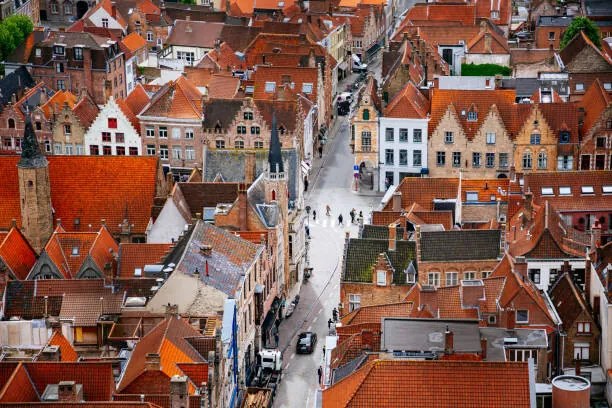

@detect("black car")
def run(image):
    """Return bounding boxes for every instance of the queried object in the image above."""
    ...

[296,331,317,354]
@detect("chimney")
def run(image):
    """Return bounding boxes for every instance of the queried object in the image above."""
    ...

[506,308,516,329]
[388,223,397,251]
[391,192,402,211]
[200,244,213,256]
[484,33,492,54]
[165,303,179,318]
[82,48,92,97]
[361,330,373,351]
[591,220,602,250]
[39,345,61,361]
[524,192,533,222]
[575,358,581,377]
[514,256,528,278]
[170,375,190,408]
[58,381,82,402]
[145,353,161,371]
[480,337,487,360]
[238,183,248,231]
[494,74,503,88]
[111,2,117,19]
[444,327,454,354]
[244,151,256,183]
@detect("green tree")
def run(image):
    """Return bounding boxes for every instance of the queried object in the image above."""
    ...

[560,16,601,49]
[0,25,16,60]
[6,15,34,38]
[4,20,25,49]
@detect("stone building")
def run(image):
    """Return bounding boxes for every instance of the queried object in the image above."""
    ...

[351,76,381,189]
[40,0,93,25]
[47,90,99,155]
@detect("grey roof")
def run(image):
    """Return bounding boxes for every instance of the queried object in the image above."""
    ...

[343,238,417,283]
[202,99,244,130]
[479,327,549,361]
[204,148,298,202]
[584,0,612,16]
[268,113,284,174]
[360,225,406,239]
[537,15,574,27]
[0,67,35,108]
[331,353,369,384]
[19,115,47,168]
[419,230,501,262]
[381,318,481,353]
[501,78,540,98]
[174,221,262,296]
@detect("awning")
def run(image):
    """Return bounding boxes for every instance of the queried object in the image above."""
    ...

[301,160,312,174]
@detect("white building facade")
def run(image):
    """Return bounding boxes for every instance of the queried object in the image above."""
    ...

[378,117,428,191]
[84,97,141,156]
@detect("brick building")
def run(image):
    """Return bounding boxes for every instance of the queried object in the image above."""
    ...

[352,76,381,188]
[578,80,612,170]
[47,90,99,156]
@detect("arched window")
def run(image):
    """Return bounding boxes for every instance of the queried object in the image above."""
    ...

[522,151,532,169]
[537,151,547,169]
[271,190,276,201]
[362,109,370,120]
[7,118,15,128]
[235,139,244,149]
[64,1,73,14]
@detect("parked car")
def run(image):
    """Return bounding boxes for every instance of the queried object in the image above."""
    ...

[296,332,317,354]
[514,30,532,39]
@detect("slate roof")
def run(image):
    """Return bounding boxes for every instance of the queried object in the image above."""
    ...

[419,230,501,262]
[322,360,531,408]
[343,239,416,283]
[0,227,36,280]
[0,66,34,109]
[360,225,406,240]
[117,243,173,279]
[166,21,225,48]
[174,221,262,297]
[0,156,160,235]
[202,98,244,130]
[175,182,240,218]
[203,148,298,202]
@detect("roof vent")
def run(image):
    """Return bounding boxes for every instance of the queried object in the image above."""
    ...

[134,268,142,277]
[272,47,281,54]
[200,244,212,256]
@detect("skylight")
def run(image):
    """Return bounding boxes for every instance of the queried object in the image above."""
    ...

[466,191,478,201]
[264,82,276,93]
[71,246,79,256]
[581,186,594,194]
[541,187,554,196]
[603,185,612,194]
[559,186,571,196]
[302,83,313,94]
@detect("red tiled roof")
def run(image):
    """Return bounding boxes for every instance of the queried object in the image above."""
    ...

[0,156,160,236]
[0,227,36,279]
[137,0,160,14]
[40,90,77,119]
[121,32,147,53]
[579,79,611,137]
[323,360,531,408]
[466,26,509,54]
[141,77,203,119]
[0,364,38,403]
[340,302,412,326]
[46,330,78,362]
[251,66,318,101]
[405,3,476,25]
[371,211,403,225]
[117,243,173,278]
[73,93,100,129]
[116,97,143,133]
[474,0,511,25]
[125,84,151,118]
[383,81,429,118]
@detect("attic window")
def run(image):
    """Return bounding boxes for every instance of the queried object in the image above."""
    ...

[559,186,572,195]
[581,186,594,194]
[265,82,276,93]
[491,10,499,19]
[35,48,41,57]
[559,131,570,144]
[604,83,612,90]
[466,191,478,201]
[602,185,612,194]
[302,83,313,94]
[53,45,65,56]
[376,270,386,286]
[278,1,284,6]
[245,86,254,95]
[541,187,554,196]
[71,246,79,256]
[467,111,477,121]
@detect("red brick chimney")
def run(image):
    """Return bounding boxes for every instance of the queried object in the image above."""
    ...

[392,192,402,211]
[361,330,373,351]
[238,183,248,231]
[506,308,516,329]
[514,256,528,278]
[170,375,189,408]
[145,353,161,371]
[523,192,533,222]
[58,381,82,402]
[444,327,454,354]
[388,223,397,251]
[480,337,487,360]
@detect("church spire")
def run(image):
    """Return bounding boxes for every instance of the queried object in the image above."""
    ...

[268,112,283,174]
[18,113,47,168]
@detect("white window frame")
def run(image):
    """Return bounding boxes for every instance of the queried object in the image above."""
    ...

[486,132,496,144]
[185,146,195,160]
[445,271,458,286]
[427,272,440,287]
[376,270,386,286]
[516,309,529,324]
[573,343,590,361]
[172,128,181,139]
[577,322,591,333]
[348,294,361,312]
[146,126,155,137]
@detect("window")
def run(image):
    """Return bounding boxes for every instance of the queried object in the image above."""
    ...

[348,294,361,312]
[548,31,555,40]
[107,118,117,129]
[56,63,64,73]
[376,270,386,286]
[491,10,499,18]
[146,126,155,137]
[452,152,461,167]
[302,83,313,94]
[508,349,538,363]
[573,343,590,361]
[64,124,71,135]
[102,132,111,142]
[537,152,547,169]
[74,47,83,60]
[575,83,584,91]
[399,128,408,142]
[446,272,458,286]
[464,271,476,280]
[472,152,481,167]
[482,271,491,279]
[436,151,446,166]
[159,145,168,159]
[102,145,111,155]
[581,186,594,194]
[385,128,394,142]
[486,132,496,144]
[36,122,42,131]
[362,109,370,120]
[53,45,64,55]
[244,111,253,120]
[559,186,571,195]
[146,144,156,155]
[559,131,570,144]
[530,133,540,145]
[7,118,15,129]
[65,144,73,155]
[467,111,477,121]
[466,191,478,201]
[413,129,422,143]
[45,141,51,152]
[596,137,606,148]
[541,187,554,196]
[557,155,573,170]
[361,131,371,152]
[102,18,109,28]
[215,139,225,149]
[54,143,62,155]
[57,80,66,90]
[235,139,244,149]
[529,268,541,284]
[116,146,125,155]
[385,149,394,165]
[577,322,591,334]
[427,272,440,287]
[185,146,195,160]
[516,310,529,323]
[522,152,532,169]
[115,132,124,143]
[159,127,168,138]
[50,1,58,13]
[185,129,194,139]
[265,82,276,93]
[486,152,495,168]
[499,153,509,168]
[3,138,11,148]
[399,149,408,165]
[76,144,84,155]
[254,141,264,149]
[604,83,612,91]
[172,128,181,139]
[237,125,246,134]
[603,185,612,194]
[147,32,153,42]
[250,126,260,135]
[129,147,138,156]
[172,145,182,159]
[413,150,422,166]
[444,131,453,144]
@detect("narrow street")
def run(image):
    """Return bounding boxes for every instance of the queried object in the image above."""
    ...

[272,89,381,407]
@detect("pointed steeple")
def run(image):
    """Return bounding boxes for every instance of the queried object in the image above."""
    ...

[268,112,283,174]
[18,113,47,168]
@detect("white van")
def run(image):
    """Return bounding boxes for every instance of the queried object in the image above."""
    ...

[351,54,368,73]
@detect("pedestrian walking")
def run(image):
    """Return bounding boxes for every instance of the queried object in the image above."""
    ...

[326,204,331,216]
[305,225,310,239]
[304,176,309,192]
[318,145,323,158]
[317,366,323,385]
[328,318,333,328]
[338,214,343,226]
[350,209,355,224]
[313,210,317,220]
[274,333,279,347]
[332,308,338,322]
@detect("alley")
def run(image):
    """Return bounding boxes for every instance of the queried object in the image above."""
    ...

[272,104,381,408]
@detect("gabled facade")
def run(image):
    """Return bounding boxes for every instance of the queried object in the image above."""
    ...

[0,227,37,280]
[352,76,381,188]
[578,80,612,171]
[85,97,141,156]
[41,0,93,26]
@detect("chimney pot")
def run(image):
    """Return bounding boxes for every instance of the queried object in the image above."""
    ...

[388,223,397,251]
[145,353,161,371]
[391,192,402,211]
[444,327,454,354]
[480,337,488,359]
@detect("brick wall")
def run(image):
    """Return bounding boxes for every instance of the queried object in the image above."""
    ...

[418,260,499,287]
[340,282,411,315]
[513,107,558,173]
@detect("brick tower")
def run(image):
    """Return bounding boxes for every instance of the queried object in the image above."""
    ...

[18,114,53,253]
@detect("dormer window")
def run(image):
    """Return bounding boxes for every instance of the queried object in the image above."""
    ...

[376,270,386,286]
[244,111,253,120]
[35,48,41,57]
[491,10,499,19]
[467,110,477,121]
[71,246,79,256]
[362,109,370,120]
[102,18,109,28]
[265,82,276,93]
[559,131,570,144]
[53,45,65,56]
[302,82,313,94]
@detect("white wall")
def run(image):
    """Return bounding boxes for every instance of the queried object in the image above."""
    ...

[527,259,586,291]
[303,105,316,161]
[88,7,124,31]
[84,97,141,155]
[125,55,136,95]
[378,117,428,191]
[147,199,188,243]
[588,264,612,372]
[465,53,511,67]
